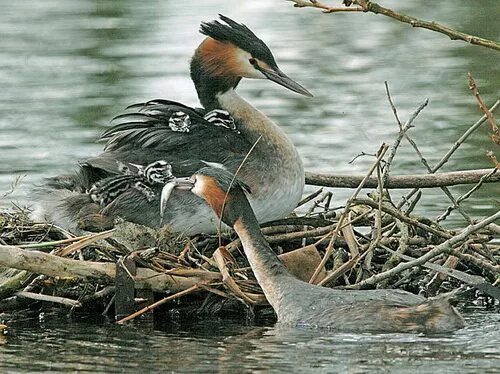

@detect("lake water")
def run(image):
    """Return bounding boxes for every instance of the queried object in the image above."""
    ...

[0,0,499,372]
[1,309,499,373]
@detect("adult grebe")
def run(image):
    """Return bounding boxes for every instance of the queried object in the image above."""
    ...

[171,167,465,333]
[34,15,311,234]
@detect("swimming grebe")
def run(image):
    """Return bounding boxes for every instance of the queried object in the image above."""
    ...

[172,167,465,333]
[34,15,311,234]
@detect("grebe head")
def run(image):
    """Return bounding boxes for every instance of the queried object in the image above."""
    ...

[163,167,251,227]
[191,15,312,105]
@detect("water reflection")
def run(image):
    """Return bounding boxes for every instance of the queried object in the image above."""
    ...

[1,310,499,373]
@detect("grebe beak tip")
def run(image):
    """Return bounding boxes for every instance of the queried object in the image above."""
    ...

[258,66,313,97]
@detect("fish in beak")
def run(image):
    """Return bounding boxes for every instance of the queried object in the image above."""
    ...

[160,177,195,217]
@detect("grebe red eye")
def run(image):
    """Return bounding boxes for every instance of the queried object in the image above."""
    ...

[249,58,257,66]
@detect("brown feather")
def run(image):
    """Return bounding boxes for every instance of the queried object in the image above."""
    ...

[198,37,245,77]
[195,175,229,218]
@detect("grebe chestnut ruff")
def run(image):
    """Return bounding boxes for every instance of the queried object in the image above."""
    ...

[169,167,465,333]
[34,15,311,234]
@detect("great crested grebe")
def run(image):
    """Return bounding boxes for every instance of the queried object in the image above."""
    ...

[33,15,311,234]
[171,167,465,333]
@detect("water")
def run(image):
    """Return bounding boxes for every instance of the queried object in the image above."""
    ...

[1,310,499,373]
[0,0,499,372]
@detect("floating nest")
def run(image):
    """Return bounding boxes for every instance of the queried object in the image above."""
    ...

[0,185,498,326]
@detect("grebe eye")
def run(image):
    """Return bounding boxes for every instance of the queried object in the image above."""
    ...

[249,58,257,66]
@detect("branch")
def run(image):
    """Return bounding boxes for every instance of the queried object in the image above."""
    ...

[309,143,389,283]
[290,0,500,52]
[0,245,221,294]
[382,99,428,184]
[288,0,362,13]
[467,72,499,144]
[397,100,500,208]
[16,291,82,308]
[346,209,500,289]
[306,168,500,189]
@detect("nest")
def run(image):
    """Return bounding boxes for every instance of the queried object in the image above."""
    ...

[1,79,499,326]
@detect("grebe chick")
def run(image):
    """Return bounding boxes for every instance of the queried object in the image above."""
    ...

[33,15,311,235]
[171,167,465,333]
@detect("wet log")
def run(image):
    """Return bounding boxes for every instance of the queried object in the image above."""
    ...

[306,168,499,189]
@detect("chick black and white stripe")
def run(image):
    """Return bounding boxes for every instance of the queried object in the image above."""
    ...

[203,109,237,131]
[89,160,173,207]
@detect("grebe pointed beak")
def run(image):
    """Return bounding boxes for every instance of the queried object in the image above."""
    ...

[257,65,313,97]
[160,177,195,217]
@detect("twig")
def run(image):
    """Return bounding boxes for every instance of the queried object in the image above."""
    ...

[309,143,388,283]
[397,100,500,208]
[384,81,402,129]
[437,168,499,222]
[468,72,499,143]
[297,188,323,207]
[290,0,500,51]
[288,0,362,13]
[384,83,472,223]
[16,291,82,308]
[444,247,500,276]
[55,229,115,257]
[213,248,256,305]
[1,175,26,200]
[382,99,429,184]
[116,284,202,324]
[346,210,500,289]
[353,197,453,239]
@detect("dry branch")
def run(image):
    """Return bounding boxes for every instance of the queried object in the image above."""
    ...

[346,210,500,289]
[397,100,500,208]
[468,72,499,143]
[16,291,82,308]
[289,0,500,51]
[116,284,202,324]
[306,168,500,189]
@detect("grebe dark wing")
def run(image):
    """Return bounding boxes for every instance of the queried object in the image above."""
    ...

[80,99,251,186]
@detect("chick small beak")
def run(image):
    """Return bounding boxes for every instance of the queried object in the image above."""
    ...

[257,65,313,97]
[160,177,195,217]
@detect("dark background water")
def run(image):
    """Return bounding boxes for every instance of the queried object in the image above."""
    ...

[0,0,499,372]
[1,310,499,373]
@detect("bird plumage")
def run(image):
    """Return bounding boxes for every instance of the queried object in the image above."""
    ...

[32,15,309,235]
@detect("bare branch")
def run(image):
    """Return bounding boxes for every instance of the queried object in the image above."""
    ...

[290,0,500,51]
[306,168,500,189]
[346,210,500,289]
[288,0,362,13]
